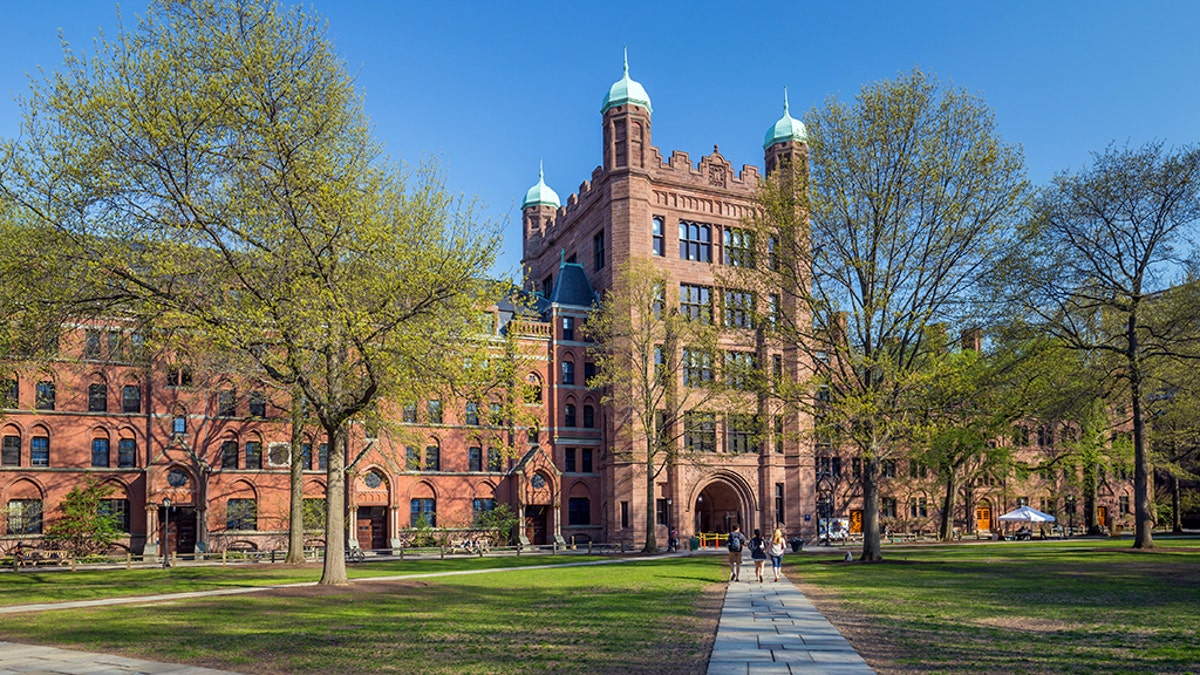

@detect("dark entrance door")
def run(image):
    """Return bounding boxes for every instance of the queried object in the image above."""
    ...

[525,506,547,545]
[357,506,387,551]
[161,506,197,554]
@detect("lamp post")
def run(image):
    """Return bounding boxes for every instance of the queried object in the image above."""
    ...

[666,498,675,551]
[162,497,172,569]
[1065,495,1075,539]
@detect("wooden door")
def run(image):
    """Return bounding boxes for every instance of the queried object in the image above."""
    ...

[976,505,992,532]
[849,510,863,534]
[357,506,387,551]
[525,506,547,545]
[161,506,197,555]
[1097,506,1109,530]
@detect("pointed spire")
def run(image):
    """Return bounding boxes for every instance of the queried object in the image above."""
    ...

[602,46,652,115]
[522,160,560,209]
[764,86,807,149]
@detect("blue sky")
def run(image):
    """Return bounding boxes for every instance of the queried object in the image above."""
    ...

[2,2,1198,278]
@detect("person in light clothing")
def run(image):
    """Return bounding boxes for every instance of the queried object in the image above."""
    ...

[768,528,786,582]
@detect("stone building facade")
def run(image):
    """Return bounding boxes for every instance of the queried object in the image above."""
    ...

[0,62,1137,557]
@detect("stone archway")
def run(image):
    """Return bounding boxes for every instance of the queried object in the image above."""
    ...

[694,479,749,534]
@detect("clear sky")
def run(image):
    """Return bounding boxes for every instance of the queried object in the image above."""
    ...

[2,1,1198,279]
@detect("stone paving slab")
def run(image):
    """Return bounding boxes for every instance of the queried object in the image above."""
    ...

[706,577,875,675]
[0,643,240,675]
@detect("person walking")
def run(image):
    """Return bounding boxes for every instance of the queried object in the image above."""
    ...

[768,528,786,582]
[726,524,746,581]
[749,529,767,582]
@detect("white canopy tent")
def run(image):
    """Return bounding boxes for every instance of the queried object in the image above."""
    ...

[997,505,1057,523]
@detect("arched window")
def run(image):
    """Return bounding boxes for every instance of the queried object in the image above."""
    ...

[30,427,50,467]
[121,383,141,414]
[583,404,595,429]
[525,373,543,404]
[564,403,577,428]
[2,426,20,466]
[561,357,575,385]
[221,437,239,469]
[425,439,440,472]
[117,432,137,468]
[88,376,108,413]
[91,430,111,468]
[245,435,263,470]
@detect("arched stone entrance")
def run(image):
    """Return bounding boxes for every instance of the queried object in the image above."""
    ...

[694,479,747,534]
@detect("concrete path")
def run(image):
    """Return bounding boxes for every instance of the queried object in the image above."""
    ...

[706,574,875,674]
[0,640,239,674]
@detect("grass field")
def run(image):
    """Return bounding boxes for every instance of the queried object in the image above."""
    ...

[0,555,608,606]
[1,540,1197,674]
[0,555,723,674]
[795,538,1200,674]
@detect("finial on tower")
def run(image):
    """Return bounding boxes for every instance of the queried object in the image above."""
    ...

[783,87,790,115]
[560,248,566,267]
[623,46,629,75]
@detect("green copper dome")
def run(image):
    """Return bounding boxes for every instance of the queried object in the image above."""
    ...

[522,162,561,210]
[764,88,807,149]
[601,49,652,115]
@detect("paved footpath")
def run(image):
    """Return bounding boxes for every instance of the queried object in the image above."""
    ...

[707,573,875,675]
[0,640,239,674]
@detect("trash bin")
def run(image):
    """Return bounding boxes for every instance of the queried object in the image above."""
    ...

[790,537,803,553]
[689,536,700,551]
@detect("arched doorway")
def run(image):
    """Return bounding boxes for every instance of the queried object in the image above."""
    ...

[355,469,390,551]
[694,481,744,534]
[975,498,993,533]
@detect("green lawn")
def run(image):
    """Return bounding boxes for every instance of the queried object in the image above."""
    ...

[794,538,1200,674]
[2,541,1197,674]
[0,555,723,674]
[0,555,607,606]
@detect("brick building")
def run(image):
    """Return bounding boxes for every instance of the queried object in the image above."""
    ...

[521,56,814,547]
[0,60,1137,556]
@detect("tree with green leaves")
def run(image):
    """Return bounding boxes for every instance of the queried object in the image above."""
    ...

[586,258,745,552]
[44,479,124,558]
[1009,142,1200,549]
[752,69,1027,561]
[2,0,498,584]
[913,340,1017,540]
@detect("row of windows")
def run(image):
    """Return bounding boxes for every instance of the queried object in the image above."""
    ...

[680,350,760,390]
[560,359,597,385]
[6,497,130,535]
[682,413,783,454]
[677,285,779,328]
[562,404,595,428]
[650,218,780,271]
[3,433,139,469]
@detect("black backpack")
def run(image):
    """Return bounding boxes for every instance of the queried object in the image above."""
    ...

[727,534,742,552]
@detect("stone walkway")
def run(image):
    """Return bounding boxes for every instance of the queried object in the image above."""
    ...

[0,641,239,674]
[706,573,875,674]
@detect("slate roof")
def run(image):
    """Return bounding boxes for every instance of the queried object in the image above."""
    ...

[549,262,597,308]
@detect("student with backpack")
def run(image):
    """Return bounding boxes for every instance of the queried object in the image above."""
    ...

[749,529,767,582]
[727,524,746,581]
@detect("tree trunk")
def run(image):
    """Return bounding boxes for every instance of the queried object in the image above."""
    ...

[319,423,349,585]
[643,445,657,552]
[938,469,957,541]
[1128,360,1155,549]
[1171,473,1182,533]
[860,454,882,561]
[285,394,307,565]
[1083,461,1100,534]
